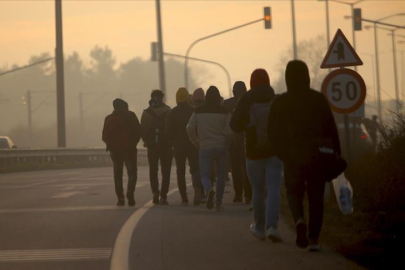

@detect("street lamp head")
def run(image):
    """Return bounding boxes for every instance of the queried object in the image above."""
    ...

[364,25,373,30]
[344,15,351,20]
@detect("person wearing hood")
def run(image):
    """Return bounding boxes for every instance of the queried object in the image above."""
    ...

[230,69,283,242]
[186,86,232,211]
[191,88,205,107]
[267,60,341,251]
[167,87,203,205]
[224,81,252,204]
[102,98,141,207]
[141,90,173,205]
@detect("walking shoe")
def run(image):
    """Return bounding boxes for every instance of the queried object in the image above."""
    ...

[250,224,266,241]
[308,239,321,252]
[201,195,207,203]
[233,195,243,203]
[152,192,159,205]
[206,189,215,210]
[267,227,283,242]
[193,188,201,206]
[159,197,169,205]
[296,221,309,248]
[117,198,125,206]
[215,202,224,212]
[127,193,135,207]
[181,198,189,206]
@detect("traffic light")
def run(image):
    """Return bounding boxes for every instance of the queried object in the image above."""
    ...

[353,8,362,31]
[151,42,158,61]
[264,7,272,29]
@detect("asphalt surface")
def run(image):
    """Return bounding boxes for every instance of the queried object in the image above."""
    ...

[0,166,364,270]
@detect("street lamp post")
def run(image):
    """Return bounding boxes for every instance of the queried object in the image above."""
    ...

[155,0,166,98]
[291,0,298,59]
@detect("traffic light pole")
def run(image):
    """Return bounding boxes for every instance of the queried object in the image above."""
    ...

[55,0,66,147]
[155,0,167,98]
[184,18,263,89]
[291,0,298,59]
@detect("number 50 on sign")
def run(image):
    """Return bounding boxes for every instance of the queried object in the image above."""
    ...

[321,68,366,114]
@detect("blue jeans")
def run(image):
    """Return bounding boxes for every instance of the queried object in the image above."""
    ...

[199,147,227,203]
[246,156,283,232]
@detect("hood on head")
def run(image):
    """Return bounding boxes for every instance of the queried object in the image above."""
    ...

[191,88,205,104]
[176,87,190,104]
[250,69,270,89]
[285,60,310,93]
[205,86,221,104]
[233,81,247,98]
[113,98,128,111]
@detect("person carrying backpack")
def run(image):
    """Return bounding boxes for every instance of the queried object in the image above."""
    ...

[102,98,141,206]
[230,69,283,242]
[141,90,173,205]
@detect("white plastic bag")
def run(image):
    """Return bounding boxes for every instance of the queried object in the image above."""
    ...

[332,173,353,215]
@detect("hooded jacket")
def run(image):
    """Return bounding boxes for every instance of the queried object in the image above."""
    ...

[167,88,195,149]
[191,88,205,107]
[267,60,341,163]
[223,81,247,114]
[141,98,171,147]
[187,86,232,150]
[230,69,276,160]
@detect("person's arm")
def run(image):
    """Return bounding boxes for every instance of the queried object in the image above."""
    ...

[267,97,288,161]
[230,95,250,133]
[186,112,199,148]
[132,113,141,146]
[140,110,151,146]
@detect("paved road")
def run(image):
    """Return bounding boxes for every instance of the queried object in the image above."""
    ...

[0,167,363,270]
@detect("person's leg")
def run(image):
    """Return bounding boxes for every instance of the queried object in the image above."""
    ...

[187,145,202,205]
[229,144,243,202]
[214,147,227,208]
[307,176,326,244]
[124,150,137,206]
[111,152,125,205]
[159,144,173,203]
[246,159,266,233]
[174,148,187,202]
[199,149,214,192]
[147,146,160,203]
[264,156,283,230]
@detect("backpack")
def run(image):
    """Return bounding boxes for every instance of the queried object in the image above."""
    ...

[249,99,274,151]
[104,112,132,152]
[145,108,169,147]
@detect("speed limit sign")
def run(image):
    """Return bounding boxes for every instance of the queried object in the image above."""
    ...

[321,68,366,114]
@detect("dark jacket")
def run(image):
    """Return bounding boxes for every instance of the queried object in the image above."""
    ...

[102,110,141,153]
[140,103,171,147]
[166,102,194,149]
[230,85,276,160]
[267,60,341,164]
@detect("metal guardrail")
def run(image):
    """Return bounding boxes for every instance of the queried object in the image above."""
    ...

[0,148,148,168]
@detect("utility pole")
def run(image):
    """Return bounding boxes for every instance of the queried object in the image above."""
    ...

[291,0,298,59]
[373,22,383,123]
[155,0,166,98]
[55,0,66,147]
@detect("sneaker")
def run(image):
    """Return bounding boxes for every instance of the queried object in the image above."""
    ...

[127,193,135,207]
[153,192,159,205]
[159,197,168,205]
[206,189,215,210]
[117,198,125,206]
[233,195,243,203]
[296,221,309,248]
[308,239,321,252]
[215,202,224,212]
[193,189,201,206]
[250,224,266,241]
[267,227,283,242]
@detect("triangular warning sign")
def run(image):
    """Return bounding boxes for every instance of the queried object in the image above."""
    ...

[321,29,363,69]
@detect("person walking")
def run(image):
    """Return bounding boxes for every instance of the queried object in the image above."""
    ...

[141,90,173,205]
[167,87,203,205]
[223,81,252,204]
[230,69,283,242]
[102,98,141,206]
[187,86,232,211]
[191,88,205,107]
[267,60,342,251]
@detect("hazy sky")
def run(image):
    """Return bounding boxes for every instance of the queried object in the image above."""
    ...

[1,0,405,103]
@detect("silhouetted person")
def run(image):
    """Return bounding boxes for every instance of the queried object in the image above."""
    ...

[141,90,173,205]
[187,86,232,211]
[167,88,203,205]
[102,98,141,206]
[191,88,205,107]
[231,69,283,242]
[267,60,341,251]
[362,114,380,151]
[224,81,252,204]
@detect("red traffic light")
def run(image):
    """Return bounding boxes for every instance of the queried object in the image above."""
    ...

[264,7,272,29]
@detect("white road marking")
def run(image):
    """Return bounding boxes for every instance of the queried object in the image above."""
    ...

[51,191,83,198]
[110,185,190,270]
[0,248,111,262]
[0,205,136,214]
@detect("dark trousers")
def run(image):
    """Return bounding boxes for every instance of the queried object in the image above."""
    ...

[174,144,201,200]
[110,151,137,200]
[284,164,326,240]
[229,143,252,200]
[147,144,173,198]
